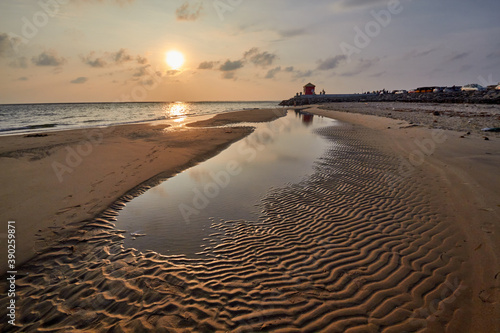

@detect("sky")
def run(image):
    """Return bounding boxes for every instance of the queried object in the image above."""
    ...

[0,0,499,104]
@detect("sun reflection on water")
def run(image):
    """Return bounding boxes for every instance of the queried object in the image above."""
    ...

[164,102,188,123]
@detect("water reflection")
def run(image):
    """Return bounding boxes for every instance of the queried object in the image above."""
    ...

[114,112,337,257]
[164,102,188,122]
[294,109,314,125]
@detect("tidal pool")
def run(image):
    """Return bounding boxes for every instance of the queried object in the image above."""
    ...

[114,110,337,256]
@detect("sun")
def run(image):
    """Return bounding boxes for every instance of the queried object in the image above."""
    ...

[165,50,185,70]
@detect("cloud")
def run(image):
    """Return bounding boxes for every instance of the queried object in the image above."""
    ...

[136,55,148,64]
[316,55,346,71]
[70,77,88,84]
[0,33,23,58]
[244,47,277,67]
[486,50,500,59]
[142,78,155,86]
[265,65,296,79]
[88,57,107,67]
[222,71,236,80]
[265,66,282,79]
[447,52,470,62]
[369,71,386,77]
[81,49,146,67]
[132,65,150,77]
[31,50,67,66]
[335,0,388,10]
[294,69,313,78]
[17,77,28,81]
[0,33,12,57]
[219,59,244,71]
[9,56,28,68]
[198,48,278,79]
[340,57,379,77]
[405,47,437,59]
[112,48,133,64]
[278,28,307,39]
[176,1,203,21]
[81,52,108,67]
[198,61,219,69]
[167,70,180,76]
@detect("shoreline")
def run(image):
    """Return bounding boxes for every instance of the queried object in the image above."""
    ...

[0,101,281,138]
[0,109,286,273]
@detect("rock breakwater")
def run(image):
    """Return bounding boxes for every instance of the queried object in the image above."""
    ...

[280,90,500,106]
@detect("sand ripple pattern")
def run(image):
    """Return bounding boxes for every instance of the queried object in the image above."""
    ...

[1,125,465,332]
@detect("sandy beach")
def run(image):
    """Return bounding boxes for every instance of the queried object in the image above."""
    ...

[0,109,285,273]
[1,105,499,332]
[2,0,498,331]
[307,103,500,332]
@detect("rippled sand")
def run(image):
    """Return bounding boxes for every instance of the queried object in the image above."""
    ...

[1,120,474,332]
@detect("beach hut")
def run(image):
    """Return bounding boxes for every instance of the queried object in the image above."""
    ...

[303,83,316,95]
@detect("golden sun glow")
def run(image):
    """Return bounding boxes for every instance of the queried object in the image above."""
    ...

[165,102,188,123]
[165,50,185,70]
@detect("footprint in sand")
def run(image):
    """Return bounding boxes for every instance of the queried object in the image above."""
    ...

[56,205,81,215]
[479,287,499,303]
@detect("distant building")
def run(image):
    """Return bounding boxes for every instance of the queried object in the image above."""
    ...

[303,83,316,95]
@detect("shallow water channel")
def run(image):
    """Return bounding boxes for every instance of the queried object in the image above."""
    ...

[114,111,337,256]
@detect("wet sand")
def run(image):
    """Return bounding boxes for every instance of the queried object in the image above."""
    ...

[0,108,285,273]
[0,106,499,332]
[307,105,500,332]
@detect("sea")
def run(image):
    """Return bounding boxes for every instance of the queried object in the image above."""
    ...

[0,101,280,136]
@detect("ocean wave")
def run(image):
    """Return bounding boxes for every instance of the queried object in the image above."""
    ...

[28,123,58,129]
[0,123,58,133]
[82,119,105,123]
[0,102,279,136]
